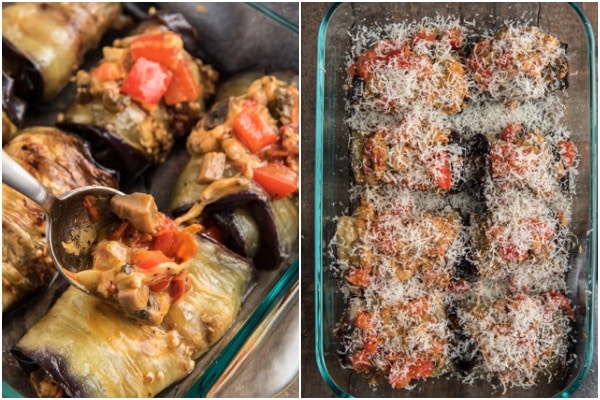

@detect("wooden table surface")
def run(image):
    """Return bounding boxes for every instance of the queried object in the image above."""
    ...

[300,2,598,397]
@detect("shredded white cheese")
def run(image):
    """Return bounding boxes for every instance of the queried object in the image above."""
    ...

[333,16,577,393]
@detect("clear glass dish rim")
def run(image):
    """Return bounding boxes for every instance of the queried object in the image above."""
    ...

[1,2,299,398]
[313,2,597,398]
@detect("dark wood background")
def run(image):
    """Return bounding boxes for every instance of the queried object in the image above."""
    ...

[299,2,598,397]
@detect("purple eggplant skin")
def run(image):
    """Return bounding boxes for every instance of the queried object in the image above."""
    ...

[56,122,151,185]
[203,190,283,271]
[2,37,44,104]
[2,70,27,145]
[2,71,27,126]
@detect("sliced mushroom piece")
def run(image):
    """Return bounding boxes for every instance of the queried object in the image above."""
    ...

[110,193,159,234]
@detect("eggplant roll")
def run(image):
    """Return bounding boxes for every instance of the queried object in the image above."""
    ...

[467,25,568,101]
[14,235,255,398]
[58,15,219,182]
[172,74,299,269]
[2,126,118,312]
[2,2,124,102]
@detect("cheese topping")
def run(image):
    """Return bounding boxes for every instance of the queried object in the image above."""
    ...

[334,17,576,392]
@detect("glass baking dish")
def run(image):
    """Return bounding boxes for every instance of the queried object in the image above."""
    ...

[2,2,298,398]
[314,2,596,397]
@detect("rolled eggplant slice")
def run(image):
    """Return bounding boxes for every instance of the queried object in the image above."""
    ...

[467,25,568,101]
[2,2,124,103]
[59,14,218,177]
[14,235,255,398]
[350,118,467,194]
[2,126,118,312]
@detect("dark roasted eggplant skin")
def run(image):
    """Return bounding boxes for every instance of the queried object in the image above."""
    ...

[57,122,150,184]
[2,71,27,145]
[2,2,124,102]
[2,126,118,312]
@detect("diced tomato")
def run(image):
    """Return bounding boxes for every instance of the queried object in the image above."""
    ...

[525,218,553,242]
[232,107,279,154]
[164,59,201,105]
[109,221,130,240]
[346,62,357,78]
[346,268,370,287]
[156,212,178,231]
[490,142,513,178]
[355,40,408,81]
[407,297,429,316]
[355,48,381,81]
[252,162,298,199]
[363,333,379,353]
[501,123,523,143]
[131,249,171,270]
[355,310,373,330]
[441,26,463,49]
[174,232,199,262]
[120,57,172,107]
[83,195,100,223]
[169,272,190,303]
[499,242,529,262]
[388,357,434,389]
[388,363,411,389]
[557,139,576,168]
[130,32,183,69]
[408,358,434,380]
[350,350,372,372]
[496,50,513,69]
[542,290,575,320]
[151,229,198,263]
[429,151,452,190]
[149,277,172,292]
[91,61,126,81]
[412,28,436,46]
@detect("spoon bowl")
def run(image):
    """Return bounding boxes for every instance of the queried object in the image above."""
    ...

[2,150,123,298]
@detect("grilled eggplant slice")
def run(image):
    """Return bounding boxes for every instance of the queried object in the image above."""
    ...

[2,126,118,312]
[13,235,255,398]
[2,2,124,103]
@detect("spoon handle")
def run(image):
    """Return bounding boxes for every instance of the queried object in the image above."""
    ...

[2,150,56,214]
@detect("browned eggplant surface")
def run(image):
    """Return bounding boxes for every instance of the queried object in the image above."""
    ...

[2,126,118,312]
[2,2,125,103]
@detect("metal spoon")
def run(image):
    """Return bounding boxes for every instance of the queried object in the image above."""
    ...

[2,150,123,298]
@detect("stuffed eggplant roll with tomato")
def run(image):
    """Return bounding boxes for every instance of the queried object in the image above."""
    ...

[59,14,218,182]
[2,126,118,312]
[2,2,125,103]
[14,234,255,398]
[171,74,299,270]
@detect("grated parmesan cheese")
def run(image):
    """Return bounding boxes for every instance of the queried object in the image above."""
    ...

[333,16,577,393]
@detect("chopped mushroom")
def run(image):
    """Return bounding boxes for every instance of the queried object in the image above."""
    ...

[197,152,227,183]
[110,192,159,234]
